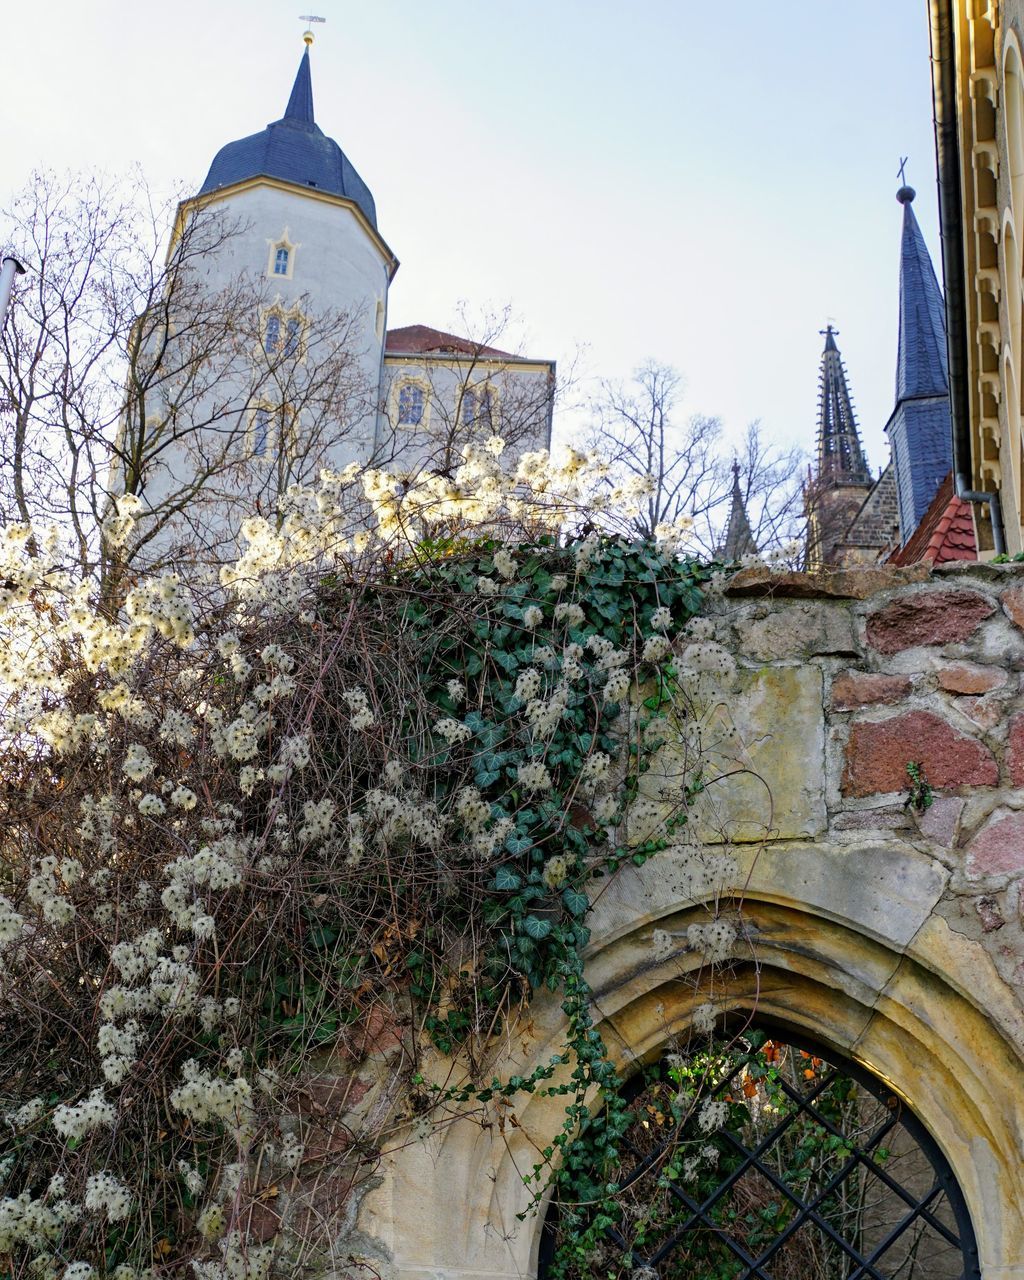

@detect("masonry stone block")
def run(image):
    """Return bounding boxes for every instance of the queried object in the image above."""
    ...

[736,602,857,661]
[937,662,1007,695]
[1007,714,1024,788]
[915,795,966,846]
[842,710,998,797]
[1001,584,1024,630]
[645,666,827,843]
[967,810,1024,877]
[866,589,996,653]
[831,671,912,710]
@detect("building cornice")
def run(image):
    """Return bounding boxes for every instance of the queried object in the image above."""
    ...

[172,177,399,281]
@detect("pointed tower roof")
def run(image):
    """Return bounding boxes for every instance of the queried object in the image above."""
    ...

[816,325,873,487]
[720,461,758,560]
[283,45,315,124]
[886,183,953,543]
[895,185,948,399]
[198,41,377,228]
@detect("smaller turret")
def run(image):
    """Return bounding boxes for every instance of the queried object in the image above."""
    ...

[719,461,758,561]
[806,326,875,568]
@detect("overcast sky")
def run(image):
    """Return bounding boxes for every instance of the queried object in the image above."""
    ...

[1,2,940,473]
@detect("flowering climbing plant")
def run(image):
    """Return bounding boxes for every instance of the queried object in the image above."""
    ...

[0,440,746,1280]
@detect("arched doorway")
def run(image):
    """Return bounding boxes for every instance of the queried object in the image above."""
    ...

[537,1027,980,1280]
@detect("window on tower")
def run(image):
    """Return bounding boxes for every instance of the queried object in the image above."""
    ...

[251,406,271,457]
[284,317,301,358]
[264,314,281,353]
[266,232,298,280]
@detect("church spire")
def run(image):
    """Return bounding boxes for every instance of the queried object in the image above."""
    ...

[720,460,758,560]
[816,325,872,487]
[895,184,948,399]
[887,181,953,542]
[283,45,316,126]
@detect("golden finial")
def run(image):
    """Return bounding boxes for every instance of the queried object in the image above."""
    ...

[299,14,325,45]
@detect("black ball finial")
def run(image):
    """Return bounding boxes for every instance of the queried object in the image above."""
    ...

[896,185,916,204]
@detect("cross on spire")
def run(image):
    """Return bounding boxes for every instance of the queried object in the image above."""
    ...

[897,155,909,186]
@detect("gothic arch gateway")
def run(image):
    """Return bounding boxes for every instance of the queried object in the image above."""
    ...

[367,842,1024,1279]
[357,570,1024,1280]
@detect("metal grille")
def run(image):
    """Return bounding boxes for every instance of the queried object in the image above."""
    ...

[538,1032,980,1280]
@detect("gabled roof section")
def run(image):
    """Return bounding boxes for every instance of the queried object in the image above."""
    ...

[198,44,378,229]
[816,325,872,487]
[839,462,899,550]
[385,325,517,359]
[719,461,758,561]
[888,471,976,565]
[896,186,949,399]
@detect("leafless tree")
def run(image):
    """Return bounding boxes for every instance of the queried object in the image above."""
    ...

[0,170,372,590]
[587,360,806,557]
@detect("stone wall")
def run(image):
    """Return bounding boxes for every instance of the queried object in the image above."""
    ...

[272,564,1024,1280]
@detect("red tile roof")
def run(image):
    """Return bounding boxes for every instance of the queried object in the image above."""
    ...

[385,324,515,359]
[888,471,977,566]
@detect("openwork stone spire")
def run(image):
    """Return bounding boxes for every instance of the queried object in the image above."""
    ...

[720,460,758,560]
[816,325,872,487]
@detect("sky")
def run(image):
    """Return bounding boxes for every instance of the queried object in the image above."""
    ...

[0,1,941,475]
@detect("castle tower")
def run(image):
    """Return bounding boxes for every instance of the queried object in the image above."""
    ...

[805,326,874,569]
[184,34,398,460]
[886,183,952,544]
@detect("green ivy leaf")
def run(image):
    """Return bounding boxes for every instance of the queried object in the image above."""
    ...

[523,916,553,940]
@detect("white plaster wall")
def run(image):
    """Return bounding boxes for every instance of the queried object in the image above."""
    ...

[193,183,391,459]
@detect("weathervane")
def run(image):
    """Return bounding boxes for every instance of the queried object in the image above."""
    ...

[898,156,909,185]
[299,13,326,45]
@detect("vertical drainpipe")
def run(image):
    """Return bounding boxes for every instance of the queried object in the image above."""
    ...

[372,256,396,459]
[929,0,1007,554]
[0,256,26,330]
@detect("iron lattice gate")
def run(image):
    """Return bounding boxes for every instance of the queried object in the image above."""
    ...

[538,1031,980,1280]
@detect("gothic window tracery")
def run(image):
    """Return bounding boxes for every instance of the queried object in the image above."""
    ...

[397,382,425,427]
[462,384,497,431]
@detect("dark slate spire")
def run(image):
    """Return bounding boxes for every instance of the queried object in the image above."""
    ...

[720,461,758,560]
[896,185,949,399]
[887,183,953,543]
[198,40,378,228]
[816,325,872,487]
[284,46,315,125]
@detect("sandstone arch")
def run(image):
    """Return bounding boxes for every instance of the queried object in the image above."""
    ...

[364,840,1024,1280]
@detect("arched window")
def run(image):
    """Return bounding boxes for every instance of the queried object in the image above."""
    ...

[264,313,281,354]
[266,231,298,280]
[538,1029,979,1280]
[462,384,497,431]
[251,406,271,457]
[284,317,301,358]
[397,381,426,427]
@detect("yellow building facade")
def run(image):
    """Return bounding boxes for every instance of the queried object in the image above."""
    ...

[929,0,1024,553]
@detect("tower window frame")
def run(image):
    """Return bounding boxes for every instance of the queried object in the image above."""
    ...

[265,228,299,281]
[248,403,298,459]
[262,306,307,363]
